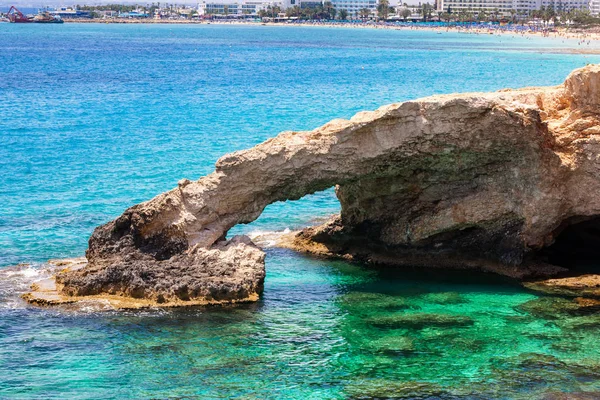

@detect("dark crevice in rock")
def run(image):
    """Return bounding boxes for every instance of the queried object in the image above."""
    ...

[539,216,600,272]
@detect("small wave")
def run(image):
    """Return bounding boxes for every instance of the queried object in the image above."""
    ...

[2,264,47,279]
[247,228,292,248]
[0,263,57,309]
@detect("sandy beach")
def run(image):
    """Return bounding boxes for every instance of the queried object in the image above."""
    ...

[64,17,600,46]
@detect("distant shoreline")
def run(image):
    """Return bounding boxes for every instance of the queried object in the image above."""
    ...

[57,19,600,51]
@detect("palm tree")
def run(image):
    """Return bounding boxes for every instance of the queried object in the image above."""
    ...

[359,7,371,19]
[477,8,487,22]
[439,11,451,23]
[270,5,281,17]
[543,5,556,26]
[421,2,433,22]
[286,5,301,17]
[339,8,349,20]
[323,1,336,19]
[377,0,390,20]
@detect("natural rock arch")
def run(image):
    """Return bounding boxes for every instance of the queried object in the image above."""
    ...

[43,65,600,306]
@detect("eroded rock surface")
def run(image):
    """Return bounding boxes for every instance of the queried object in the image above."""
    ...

[59,235,264,304]
[524,274,600,298]
[26,65,600,306]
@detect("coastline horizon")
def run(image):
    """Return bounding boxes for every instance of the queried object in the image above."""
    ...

[53,18,600,48]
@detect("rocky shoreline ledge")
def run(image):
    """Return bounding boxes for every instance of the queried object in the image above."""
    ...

[24,64,600,309]
[21,255,263,309]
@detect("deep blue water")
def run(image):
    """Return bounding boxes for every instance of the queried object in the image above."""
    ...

[1,24,600,399]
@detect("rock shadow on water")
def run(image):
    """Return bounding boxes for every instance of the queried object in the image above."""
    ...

[363,335,416,355]
[442,336,486,353]
[344,379,460,400]
[337,291,419,315]
[515,296,591,320]
[556,314,600,330]
[542,392,600,400]
[422,291,469,305]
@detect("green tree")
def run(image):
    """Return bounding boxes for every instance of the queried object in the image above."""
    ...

[439,11,451,22]
[475,8,485,22]
[338,8,349,19]
[323,1,336,19]
[491,7,499,22]
[262,4,281,18]
[401,7,411,20]
[286,5,301,17]
[543,5,556,26]
[377,0,390,20]
[359,8,371,19]
[421,2,433,22]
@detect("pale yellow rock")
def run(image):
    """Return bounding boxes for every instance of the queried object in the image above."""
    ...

[24,65,600,308]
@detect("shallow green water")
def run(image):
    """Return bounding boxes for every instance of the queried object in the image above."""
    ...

[2,249,600,399]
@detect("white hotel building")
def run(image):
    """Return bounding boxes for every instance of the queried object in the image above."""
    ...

[281,0,377,12]
[198,0,284,16]
[328,0,377,15]
[200,0,598,17]
[199,0,378,16]
[437,0,591,14]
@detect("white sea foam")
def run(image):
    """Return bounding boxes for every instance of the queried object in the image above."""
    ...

[247,228,291,248]
[0,263,57,309]
[2,264,46,279]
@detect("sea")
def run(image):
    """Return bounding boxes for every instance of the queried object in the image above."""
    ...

[1,23,600,399]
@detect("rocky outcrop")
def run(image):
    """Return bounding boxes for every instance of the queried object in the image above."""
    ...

[26,65,600,306]
[524,275,600,298]
[54,235,265,307]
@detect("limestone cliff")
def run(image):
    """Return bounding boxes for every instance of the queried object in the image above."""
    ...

[30,65,600,306]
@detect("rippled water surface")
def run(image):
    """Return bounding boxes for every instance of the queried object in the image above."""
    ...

[1,24,600,399]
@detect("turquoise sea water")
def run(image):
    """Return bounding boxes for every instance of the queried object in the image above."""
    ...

[1,24,600,399]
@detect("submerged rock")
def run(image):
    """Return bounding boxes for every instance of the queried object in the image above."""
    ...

[367,313,474,329]
[543,393,600,400]
[338,292,415,313]
[25,65,600,307]
[365,335,416,354]
[423,292,468,305]
[488,353,568,391]
[345,379,449,399]
[515,297,582,320]
[490,353,600,394]
[557,314,600,330]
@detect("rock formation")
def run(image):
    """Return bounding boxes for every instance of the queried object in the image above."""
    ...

[27,65,600,307]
